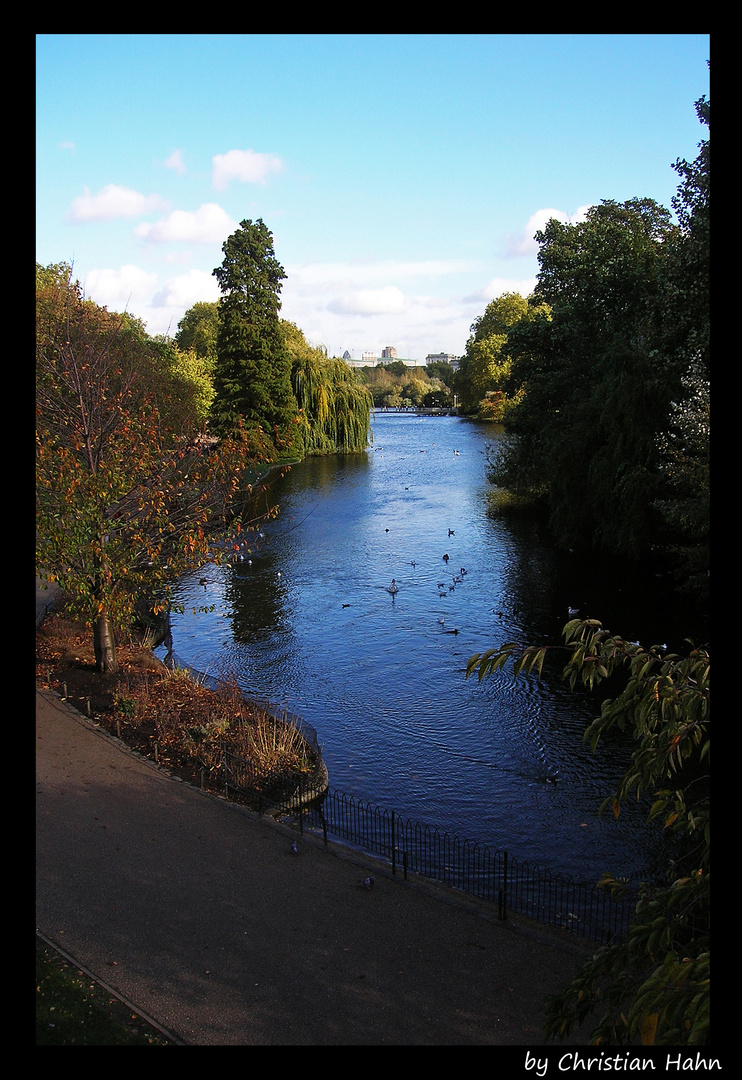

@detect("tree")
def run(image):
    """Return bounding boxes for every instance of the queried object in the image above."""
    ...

[283,322,372,454]
[455,292,548,418]
[210,219,300,453]
[467,619,710,1045]
[490,199,681,559]
[652,92,710,600]
[175,300,219,360]
[424,357,456,385]
[36,266,274,674]
[664,92,709,382]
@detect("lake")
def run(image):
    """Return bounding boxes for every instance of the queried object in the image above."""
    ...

[159,411,706,884]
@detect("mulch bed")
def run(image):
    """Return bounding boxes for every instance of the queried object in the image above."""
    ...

[35,611,314,801]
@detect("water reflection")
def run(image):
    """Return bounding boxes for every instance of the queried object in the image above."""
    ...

[163,412,705,885]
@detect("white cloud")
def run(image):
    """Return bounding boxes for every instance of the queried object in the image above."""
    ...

[163,149,186,174]
[289,258,475,291]
[328,286,408,316]
[83,264,159,311]
[82,265,220,338]
[281,257,490,357]
[134,203,238,244]
[506,206,592,257]
[69,184,168,222]
[464,276,539,304]
[151,269,220,309]
[212,149,284,191]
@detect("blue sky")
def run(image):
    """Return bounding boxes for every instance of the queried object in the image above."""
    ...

[36,34,710,361]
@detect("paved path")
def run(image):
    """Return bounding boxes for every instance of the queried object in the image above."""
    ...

[36,580,593,1046]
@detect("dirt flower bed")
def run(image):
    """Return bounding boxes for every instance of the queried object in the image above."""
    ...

[36,610,318,803]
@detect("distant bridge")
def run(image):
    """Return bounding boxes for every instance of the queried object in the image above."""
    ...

[375,407,459,417]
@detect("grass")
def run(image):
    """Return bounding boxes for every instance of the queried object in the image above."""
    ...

[36,939,175,1046]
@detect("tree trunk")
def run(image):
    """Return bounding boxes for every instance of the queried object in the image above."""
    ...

[94,611,119,674]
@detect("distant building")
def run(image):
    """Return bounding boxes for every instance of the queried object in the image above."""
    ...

[425,352,460,371]
[375,357,423,368]
[343,350,425,369]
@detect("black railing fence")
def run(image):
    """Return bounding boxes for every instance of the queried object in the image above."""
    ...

[220,747,637,946]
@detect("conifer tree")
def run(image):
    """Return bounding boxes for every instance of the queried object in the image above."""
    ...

[211,219,299,453]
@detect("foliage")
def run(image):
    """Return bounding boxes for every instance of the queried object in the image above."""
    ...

[664,92,709,381]
[652,92,710,599]
[210,219,300,455]
[486,92,709,590]
[36,265,276,674]
[356,362,452,409]
[455,292,549,418]
[467,618,710,1046]
[490,199,683,560]
[283,321,372,453]
[145,335,216,432]
[424,357,457,384]
[174,299,219,360]
[653,360,709,601]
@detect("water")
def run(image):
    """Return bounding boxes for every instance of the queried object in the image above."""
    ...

[160,412,707,885]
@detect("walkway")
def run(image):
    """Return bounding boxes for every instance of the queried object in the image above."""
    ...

[36,580,593,1045]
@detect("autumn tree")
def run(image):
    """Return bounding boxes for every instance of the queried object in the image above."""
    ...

[210,219,300,455]
[36,266,274,674]
[467,620,710,1045]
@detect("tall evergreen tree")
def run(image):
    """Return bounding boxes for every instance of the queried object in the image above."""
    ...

[210,219,299,452]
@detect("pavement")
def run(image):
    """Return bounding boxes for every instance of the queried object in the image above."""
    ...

[36,579,594,1046]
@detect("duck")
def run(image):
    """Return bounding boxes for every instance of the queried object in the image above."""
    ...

[388,579,399,595]
[567,605,580,617]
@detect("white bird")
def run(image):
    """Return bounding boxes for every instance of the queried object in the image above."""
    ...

[290,841,299,856]
[358,876,375,890]
[568,606,580,617]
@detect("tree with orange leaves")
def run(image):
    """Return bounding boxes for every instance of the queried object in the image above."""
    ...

[36,264,277,674]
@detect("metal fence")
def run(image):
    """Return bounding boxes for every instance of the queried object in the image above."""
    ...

[220,747,637,946]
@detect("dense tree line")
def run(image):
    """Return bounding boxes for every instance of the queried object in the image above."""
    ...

[465,88,710,1047]
[357,360,454,409]
[456,93,709,602]
[36,221,374,669]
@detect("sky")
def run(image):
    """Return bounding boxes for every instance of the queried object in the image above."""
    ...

[36,34,710,362]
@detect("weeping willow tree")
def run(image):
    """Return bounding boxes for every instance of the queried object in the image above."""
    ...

[283,322,372,454]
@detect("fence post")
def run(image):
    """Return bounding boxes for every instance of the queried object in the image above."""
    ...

[502,850,508,921]
[391,810,396,875]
